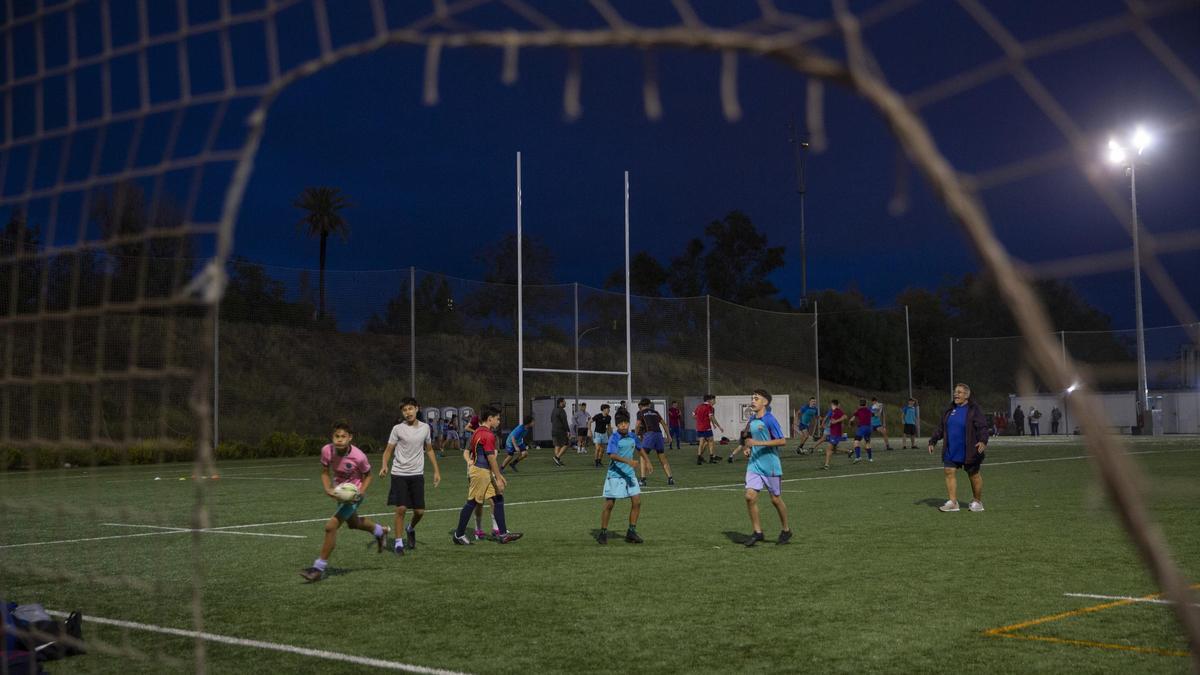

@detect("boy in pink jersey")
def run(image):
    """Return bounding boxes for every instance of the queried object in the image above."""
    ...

[812,400,850,470]
[301,421,389,582]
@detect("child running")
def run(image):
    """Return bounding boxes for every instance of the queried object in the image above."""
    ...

[870,397,893,451]
[793,396,820,454]
[636,399,674,486]
[813,400,849,470]
[597,412,644,544]
[740,389,792,547]
[851,399,874,463]
[452,406,523,545]
[301,421,389,582]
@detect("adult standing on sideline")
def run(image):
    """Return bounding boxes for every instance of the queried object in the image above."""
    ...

[1029,407,1041,437]
[573,403,591,454]
[552,398,570,467]
[1051,406,1062,434]
[928,383,989,513]
[1011,405,1025,436]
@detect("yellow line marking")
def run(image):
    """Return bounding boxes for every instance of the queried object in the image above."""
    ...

[983,586,1198,658]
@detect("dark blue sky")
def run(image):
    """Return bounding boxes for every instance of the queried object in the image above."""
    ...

[212,1,1196,329]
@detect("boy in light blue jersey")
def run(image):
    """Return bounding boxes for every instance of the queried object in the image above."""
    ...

[741,389,793,547]
[793,396,820,454]
[500,414,533,472]
[598,412,644,544]
[870,397,893,451]
[901,398,919,449]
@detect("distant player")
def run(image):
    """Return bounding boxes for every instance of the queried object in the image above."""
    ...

[551,397,570,467]
[870,397,893,451]
[851,399,874,463]
[636,399,675,486]
[740,389,792,547]
[451,406,523,545]
[379,398,442,556]
[444,414,461,456]
[591,404,613,468]
[501,414,533,472]
[694,394,724,464]
[727,419,752,464]
[301,421,389,582]
[597,411,644,544]
[667,401,683,451]
[793,396,820,454]
[901,398,919,449]
[813,400,849,470]
[573,403,591,454]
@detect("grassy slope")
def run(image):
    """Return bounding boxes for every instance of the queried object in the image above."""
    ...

[1,436,1196,673]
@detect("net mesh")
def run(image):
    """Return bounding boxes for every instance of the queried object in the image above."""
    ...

[1,0,1197,668]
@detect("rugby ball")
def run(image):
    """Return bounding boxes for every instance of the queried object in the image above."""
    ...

[333,482,360,502]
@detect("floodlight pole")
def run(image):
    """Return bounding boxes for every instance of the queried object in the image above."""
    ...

[213,302,219,447]
[788,117,810,307]
[574,282,579,409]
[1061,330,1068,436]
[624,171,632,405]
[410,265,416,398]
[813,301,820,408]
[517,152,524,421]
[1128,164,1150,422]
[904,304,913,399]
[949,337,955,397]
[705,294,712,394]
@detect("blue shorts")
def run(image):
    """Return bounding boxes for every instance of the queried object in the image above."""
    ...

[603,471,641,499]
[745,473,782,496]
[826,434,845,446]
[696,430,713,439]
[593,432,610,446]
[641,431,665,453]
[855,425,872,441]
[505,442,527,456]
[334,497,362,520]
[797,422,810,431]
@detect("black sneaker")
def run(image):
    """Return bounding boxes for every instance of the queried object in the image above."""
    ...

[696,456,705,466]
[710,456,721,463]
[406,527,416,551]
[595,459,602,468]
[509,463,519,472]
[777,530,793,545]
[638,477,647,487]
[743,531,765,548]
[497,531,524,544]
[726,456,733,464]
[553,457,564,467]
[299,567,324,582]
[625,529,644,544]
[451,530,472,546]
[597,531,608,545]
[667,477,676,486]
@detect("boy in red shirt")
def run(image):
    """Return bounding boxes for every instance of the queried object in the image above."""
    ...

[693,394,724,465]
[851,399,874,464]
[812,400,850,470]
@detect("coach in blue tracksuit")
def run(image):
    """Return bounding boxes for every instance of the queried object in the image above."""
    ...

[927,382,990,513]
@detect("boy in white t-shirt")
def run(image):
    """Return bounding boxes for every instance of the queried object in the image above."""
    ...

[379,397,442,555]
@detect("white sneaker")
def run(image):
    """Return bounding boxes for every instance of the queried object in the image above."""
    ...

[939,500,960,512]
[968,500,985,512]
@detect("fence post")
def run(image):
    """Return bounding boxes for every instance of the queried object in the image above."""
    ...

[949,337,954,397]
[705,294,712,394]
[1061,330,1068,436]
[814,301,820,408]
[905,304,913,400]
[410,266,416,398]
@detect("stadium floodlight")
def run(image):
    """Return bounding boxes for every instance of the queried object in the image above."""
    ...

[1066,381,1080,394]
[1105,125,1154,428]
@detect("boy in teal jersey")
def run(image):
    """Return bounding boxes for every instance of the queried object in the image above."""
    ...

[793,396,820,454]
[598,412,644,544]
[741,389,793,547]
[901,398,919,449]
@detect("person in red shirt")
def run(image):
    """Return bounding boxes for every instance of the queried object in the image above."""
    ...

[851,399,875,464]
[693,394,724,465]
[667,401,683,451]
[812,400,850,470]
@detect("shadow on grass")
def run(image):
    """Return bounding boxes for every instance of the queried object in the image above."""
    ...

[722,530,751,544]
[914,497,958,509]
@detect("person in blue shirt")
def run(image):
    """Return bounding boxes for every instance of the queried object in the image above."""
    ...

[500,414,533,473]
[598,412,644,544]
[901,398,919,449]
[792,396,820,455]
[741,389,793,547]
[928,383,990,512]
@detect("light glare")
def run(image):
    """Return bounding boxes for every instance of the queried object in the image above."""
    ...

[1132,125,1152,154]
[1107,145,1126,165]
[1066,382,1080,394]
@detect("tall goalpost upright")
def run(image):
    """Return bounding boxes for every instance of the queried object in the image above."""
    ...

[516,153,632,421]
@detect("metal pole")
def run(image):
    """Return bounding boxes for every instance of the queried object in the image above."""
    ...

[1061,330,1067,435]
[517,152,524,421]
[788,117,809,307]
[813,301,820,408]
[1130,164,1150,423]
[624,171,632,405]
[949,337,955,396]
[578,279,583,408]
[705,294,712,394]
[410,265,416,398]
[905,304,913,399]
[213,301,219,448]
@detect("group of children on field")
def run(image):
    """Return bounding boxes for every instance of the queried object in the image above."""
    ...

[301,388,805,581]
[788,397,921,470]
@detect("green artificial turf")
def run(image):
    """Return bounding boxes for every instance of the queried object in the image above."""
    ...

[2,436,1197,673]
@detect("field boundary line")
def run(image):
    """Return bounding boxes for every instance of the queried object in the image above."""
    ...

[43,610,469,674]
[101,523,306,539]
[6,447,1196,548]
[1064,592,1200,607]
[982,584,1200,657]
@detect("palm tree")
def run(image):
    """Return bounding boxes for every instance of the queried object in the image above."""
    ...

[293,186,352,319]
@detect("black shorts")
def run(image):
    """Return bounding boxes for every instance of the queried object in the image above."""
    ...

[904,423,917,435]
[553,431,569,446]
[387,474,426,509]
[576,427,588,436]
[944,453,985,475]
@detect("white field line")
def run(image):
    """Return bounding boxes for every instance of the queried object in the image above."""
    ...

[102,476,311,484]
[100,523,305,539]
[43,610,468,674]
[5,447,1196,549]
[1064,592,1200,607]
